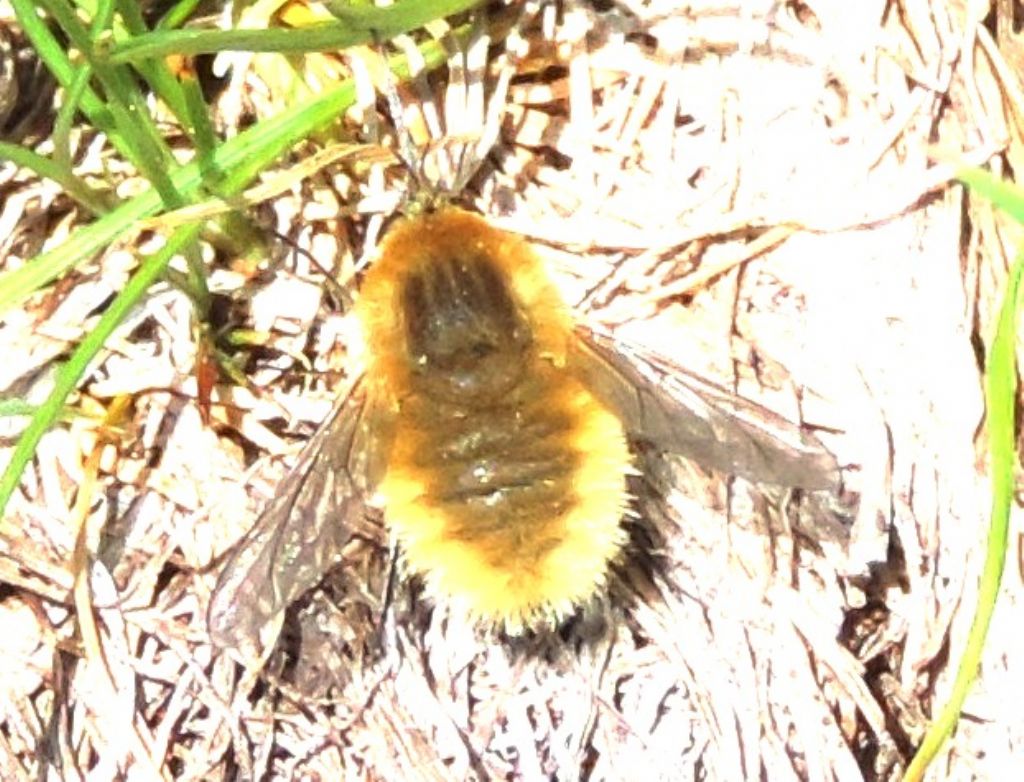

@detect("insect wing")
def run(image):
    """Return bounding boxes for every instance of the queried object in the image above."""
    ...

[208,378,378,654]
[572,324,840,492]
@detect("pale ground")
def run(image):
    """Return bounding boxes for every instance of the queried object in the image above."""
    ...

[1,1,1023,780]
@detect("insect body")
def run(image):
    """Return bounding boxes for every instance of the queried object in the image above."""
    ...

[208,205,841,653]
[358,207,632,628]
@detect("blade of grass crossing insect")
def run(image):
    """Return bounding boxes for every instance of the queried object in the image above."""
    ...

[0,223,204,522]
[903,248,1022,781]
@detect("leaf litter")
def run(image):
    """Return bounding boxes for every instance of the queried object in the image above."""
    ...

[0,0,1022,779]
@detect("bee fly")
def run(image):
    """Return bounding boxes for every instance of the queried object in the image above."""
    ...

[207,25,841,664]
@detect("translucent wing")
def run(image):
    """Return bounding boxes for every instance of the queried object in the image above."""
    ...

[572,323,840,492]
[208,377,384,654]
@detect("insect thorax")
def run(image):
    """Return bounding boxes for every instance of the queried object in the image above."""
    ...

[400,248,533,404]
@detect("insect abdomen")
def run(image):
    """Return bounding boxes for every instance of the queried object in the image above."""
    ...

[380,363,631,628]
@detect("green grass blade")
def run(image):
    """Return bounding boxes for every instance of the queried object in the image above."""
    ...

[10,0,120,143]
[0,31,455,313]
[0,397,90,423]
[903,170,1022,780]
[38,0,187,204]
[52,60,99,172]
[103,0,481,63]
[157,0,205,30]
[112,0,192,130]
[0,142,112,215]
[0,21,464,520]
[957,167,1024,225]
[0,222,203,521]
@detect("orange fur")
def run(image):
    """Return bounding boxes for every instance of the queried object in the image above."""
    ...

[354,207,632,628]
[355,207,575,385]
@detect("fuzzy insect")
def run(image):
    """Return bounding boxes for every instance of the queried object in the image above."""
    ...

[207,202,840,653]
[206,18,841,663]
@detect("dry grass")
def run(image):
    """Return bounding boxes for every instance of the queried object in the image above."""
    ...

[1,0,1022,779]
